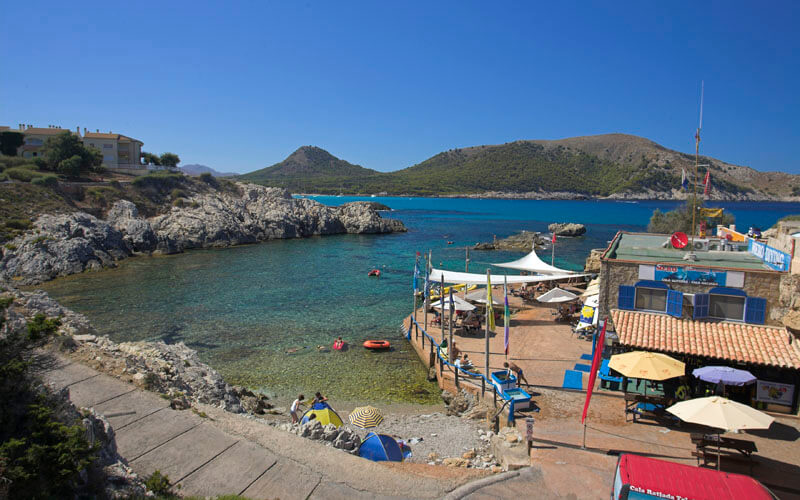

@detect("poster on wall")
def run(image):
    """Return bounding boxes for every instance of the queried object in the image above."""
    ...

[748,240,790,272]
[653,264,728,286]
[755,380,795,406]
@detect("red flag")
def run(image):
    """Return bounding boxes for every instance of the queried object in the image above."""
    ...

[551,233,557,244]
[703,171,710,196]
[581,318,607,425]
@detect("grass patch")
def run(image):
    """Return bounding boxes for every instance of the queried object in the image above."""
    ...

[5,167,45,183]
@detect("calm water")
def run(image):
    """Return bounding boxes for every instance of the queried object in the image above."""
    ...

[35,197,800,403]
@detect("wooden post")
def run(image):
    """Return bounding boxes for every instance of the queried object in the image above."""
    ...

[424,251,430,334]
[481,376,485,398]
[448,289,454,372]
[465,246,470,272]
[493,385,497,408]
[455,367,460,389]
[441,274,446,343]
[485,269,491,388]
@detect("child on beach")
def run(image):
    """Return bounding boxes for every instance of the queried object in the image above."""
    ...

[290,394,305,424]
[504,361,529,386]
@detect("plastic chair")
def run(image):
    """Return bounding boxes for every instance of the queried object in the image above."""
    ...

[599,359,623,390]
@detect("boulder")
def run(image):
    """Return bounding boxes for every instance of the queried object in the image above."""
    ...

[584,248,604,273]
[548,222,587,237]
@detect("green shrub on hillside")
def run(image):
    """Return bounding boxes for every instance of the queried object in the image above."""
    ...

[132,171,185,191]
[648,196,735,234]
[4,219,32,231]
[5,168,44,183]
[31,175,58,188]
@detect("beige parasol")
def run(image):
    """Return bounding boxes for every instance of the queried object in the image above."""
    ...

[609,351,685,381]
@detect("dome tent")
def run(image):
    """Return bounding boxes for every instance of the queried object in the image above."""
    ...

[300,403,344,427]
[358,432,403,462]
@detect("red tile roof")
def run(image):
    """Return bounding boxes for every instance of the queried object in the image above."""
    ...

[611,309,800,370]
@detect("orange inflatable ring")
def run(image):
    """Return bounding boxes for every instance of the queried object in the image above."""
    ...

[363,340,390,350]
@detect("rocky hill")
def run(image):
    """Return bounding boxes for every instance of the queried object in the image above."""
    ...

[179,164,238,177]
[238,134,800,200]
[238,146,380,190]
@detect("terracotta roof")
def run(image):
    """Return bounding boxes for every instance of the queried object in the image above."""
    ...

[22,127,73,136]
[611,309,800,370]
[83,132,142,143]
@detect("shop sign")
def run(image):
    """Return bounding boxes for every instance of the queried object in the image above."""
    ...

[755,380,795,406]
[653,264,727,286]
[749,240,790,272]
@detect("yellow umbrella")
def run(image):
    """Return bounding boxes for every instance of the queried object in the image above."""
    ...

[348,406,384,428]
[609,351,685,381]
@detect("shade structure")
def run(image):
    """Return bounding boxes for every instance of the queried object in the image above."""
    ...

[609,351,685,380]
[580,278,600,299]
[430,295,476,312]
[536,287,579,303]
[493,248,577,275]
[429,268,588,286]
[300,404,344,427]
[692,366,756,387]
[348,406,384,428]
[667,396,774,432]
[464,288,502,305]
[358,432,403,462]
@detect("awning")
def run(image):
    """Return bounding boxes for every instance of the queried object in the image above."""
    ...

[536,288,579,303]
[493,249,577,275]
[430,295,476,312]
[611,309,800,370]
[464,288,503,305]
[429,268,587,286]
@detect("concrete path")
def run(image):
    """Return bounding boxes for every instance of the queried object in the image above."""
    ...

[41,356,492,499]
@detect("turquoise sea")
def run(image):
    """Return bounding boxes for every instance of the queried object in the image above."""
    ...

[35,197,800,404]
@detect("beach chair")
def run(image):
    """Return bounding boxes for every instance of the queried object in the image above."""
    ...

[562,370,583,390]
[599,359,623,391]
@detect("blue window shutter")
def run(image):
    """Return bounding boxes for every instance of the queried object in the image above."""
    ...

[667,290,683,318]
[693,293,709,319]
[745,297,766,324]
[618,285,635,310]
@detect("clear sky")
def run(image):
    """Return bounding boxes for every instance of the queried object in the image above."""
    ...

[2,1,798,174]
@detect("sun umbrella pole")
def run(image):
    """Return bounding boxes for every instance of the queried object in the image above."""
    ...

[441,274,446,341]
[449,289,454,373]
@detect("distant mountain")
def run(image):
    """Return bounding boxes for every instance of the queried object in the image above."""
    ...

[237,135,800,200]
[238,146,379,190]
[180,164,238,177]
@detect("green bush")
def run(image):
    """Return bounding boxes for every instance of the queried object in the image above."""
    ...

[4,219,32,231]
[26,313,61,340]
[0,173,7,182]
[144,470,172,496]
[132,171,185,191]
[172,198,186,208]
[170,188,187,199]
[199,172,219,188]
[5,167,44,182]
[31,175,58,188]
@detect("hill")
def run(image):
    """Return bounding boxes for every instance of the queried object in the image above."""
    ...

[180,164,238,177]
[237,146,380,191]
[238,135,800,199]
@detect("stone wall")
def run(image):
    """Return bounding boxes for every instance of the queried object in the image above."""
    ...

[600,260,784,327]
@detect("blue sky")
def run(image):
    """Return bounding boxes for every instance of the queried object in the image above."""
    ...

[2,1,798,174]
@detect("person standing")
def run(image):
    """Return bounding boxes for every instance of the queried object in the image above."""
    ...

[504,361,529,386]
[291,394,305,424]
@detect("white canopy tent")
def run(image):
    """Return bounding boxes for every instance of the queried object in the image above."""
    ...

[493,249,576,275]
[464,288,503,306]
[536,287,580,303]
[429,268,588,286]
[430,295,476,312]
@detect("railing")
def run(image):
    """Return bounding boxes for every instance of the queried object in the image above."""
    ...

[409,315,490,386]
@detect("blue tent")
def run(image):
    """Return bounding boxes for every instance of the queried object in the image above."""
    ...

[358,432,404,462]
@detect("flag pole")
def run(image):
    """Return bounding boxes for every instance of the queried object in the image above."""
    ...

[503,274,509,360]
[485,269,491,387]
[424,250,430,333]
[691,81,704,249]
[551,233,556,266]
[412,253,419,321]
[448,287,454,371]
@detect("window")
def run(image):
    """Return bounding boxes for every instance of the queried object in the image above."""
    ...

[103,144,113,149]
[709,294,745,321]
[24,138,43,145]
[635,288,667,312]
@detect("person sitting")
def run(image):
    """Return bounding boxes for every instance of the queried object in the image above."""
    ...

[333,337,344,349]
[462,311,481,332]
[460,354,474,371]
[431,311,442,326]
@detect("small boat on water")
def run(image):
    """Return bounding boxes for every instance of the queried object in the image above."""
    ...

[368,269,381,277]
[363,340,390,350]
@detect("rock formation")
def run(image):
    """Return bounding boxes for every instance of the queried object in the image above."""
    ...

[548,222,587,237]
[473,231,547,251]
[0,184,406,285]
[584,248,604,273]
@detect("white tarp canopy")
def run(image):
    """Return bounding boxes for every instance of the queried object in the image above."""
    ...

[430,295,476,312]
[464,288,503,305]
[493,249,576,275]
[536,287,579,303]
[580,278,601,299]
[429,268,587,286]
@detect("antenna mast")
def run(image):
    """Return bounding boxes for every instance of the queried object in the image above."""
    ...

[688,81,704,260]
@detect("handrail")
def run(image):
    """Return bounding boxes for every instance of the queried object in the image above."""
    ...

[410,315,490,383]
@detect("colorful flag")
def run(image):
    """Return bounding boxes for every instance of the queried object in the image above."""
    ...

[486,272,495,331]
[699,207,724,218]
[581,317,607,425]
[551,233,557,244]
[503,275,510,356]
[703,171,711,196]
[413,260,419,292]
[681,169,688,190]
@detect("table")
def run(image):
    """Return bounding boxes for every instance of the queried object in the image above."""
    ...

[624,393,669,423]
[690,433,758,472]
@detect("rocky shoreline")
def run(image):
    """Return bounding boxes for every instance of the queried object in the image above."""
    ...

[0,183,406,285]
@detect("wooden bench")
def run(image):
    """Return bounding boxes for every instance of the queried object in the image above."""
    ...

[690,433,757,473]
[624,393,669,423]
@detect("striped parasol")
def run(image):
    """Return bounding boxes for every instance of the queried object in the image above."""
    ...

[348,406,384,428]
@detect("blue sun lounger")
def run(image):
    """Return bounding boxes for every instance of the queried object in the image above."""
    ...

[562,370,583,390]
